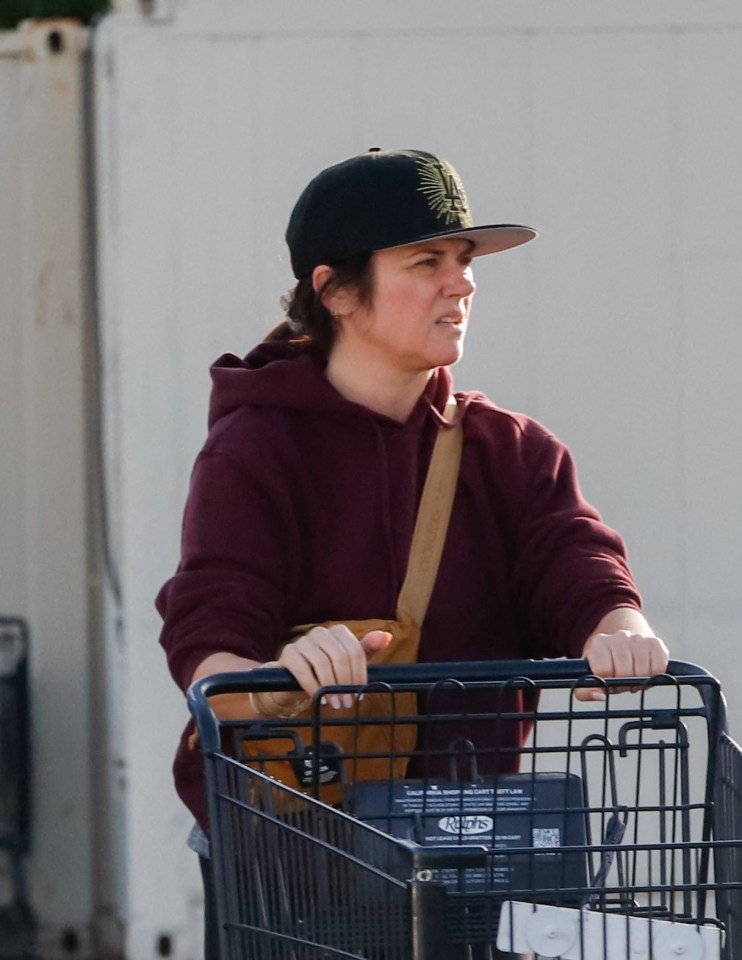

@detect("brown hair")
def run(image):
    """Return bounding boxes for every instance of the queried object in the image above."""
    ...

[264,252,374,356]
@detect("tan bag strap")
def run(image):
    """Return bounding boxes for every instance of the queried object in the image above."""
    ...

[396,397,462,627]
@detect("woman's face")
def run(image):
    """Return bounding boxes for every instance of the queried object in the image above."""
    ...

[335,237,477,375]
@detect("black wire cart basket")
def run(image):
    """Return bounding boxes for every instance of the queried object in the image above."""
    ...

[188,659,742,960]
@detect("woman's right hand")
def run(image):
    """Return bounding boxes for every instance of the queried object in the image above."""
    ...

[275,625,392,710]
[191,626,392,720]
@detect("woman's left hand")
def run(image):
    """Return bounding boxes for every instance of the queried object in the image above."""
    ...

[576,607,669,701]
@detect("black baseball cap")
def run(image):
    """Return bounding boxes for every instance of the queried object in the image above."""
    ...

[286,147,537,279]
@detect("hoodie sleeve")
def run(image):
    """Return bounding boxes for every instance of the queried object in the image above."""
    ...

[509,430,641,659]
[156,447,298,692]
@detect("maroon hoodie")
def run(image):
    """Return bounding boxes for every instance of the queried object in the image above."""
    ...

[157,340,640,827]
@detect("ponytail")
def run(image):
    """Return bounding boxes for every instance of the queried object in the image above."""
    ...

[267,252,374,357]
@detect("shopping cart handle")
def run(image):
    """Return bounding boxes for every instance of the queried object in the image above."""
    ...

[187,659,716,753]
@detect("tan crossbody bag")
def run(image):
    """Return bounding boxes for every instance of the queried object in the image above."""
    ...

[241,399,463,804]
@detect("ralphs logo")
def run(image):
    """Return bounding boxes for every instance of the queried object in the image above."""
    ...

[438,815,493,836]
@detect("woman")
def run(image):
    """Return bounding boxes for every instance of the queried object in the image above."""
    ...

[157,147,668,956]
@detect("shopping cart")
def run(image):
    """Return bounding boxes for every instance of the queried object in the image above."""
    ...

[188,659,742,960]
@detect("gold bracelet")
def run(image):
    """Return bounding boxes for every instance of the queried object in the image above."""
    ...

[249,662,312,719]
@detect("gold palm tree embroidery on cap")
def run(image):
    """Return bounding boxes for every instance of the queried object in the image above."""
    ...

[416,157,473,226]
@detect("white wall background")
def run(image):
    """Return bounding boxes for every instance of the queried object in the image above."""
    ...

[94,3,742,956]
[1,1,741,957]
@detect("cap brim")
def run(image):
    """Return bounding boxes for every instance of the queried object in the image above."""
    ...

[386,223,538,257]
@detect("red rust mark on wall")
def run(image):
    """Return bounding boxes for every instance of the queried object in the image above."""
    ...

[34,261,53,327]
[20,20,84,64]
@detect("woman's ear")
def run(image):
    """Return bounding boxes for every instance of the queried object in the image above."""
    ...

[311,264,334,298]
[312,264,357,317]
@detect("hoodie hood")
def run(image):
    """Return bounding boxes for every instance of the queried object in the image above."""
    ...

[207,338,465,431]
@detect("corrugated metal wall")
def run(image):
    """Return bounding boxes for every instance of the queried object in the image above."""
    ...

[0,18,100,958]
[1,1,741,957]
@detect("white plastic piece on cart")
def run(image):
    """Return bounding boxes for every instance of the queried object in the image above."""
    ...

[497,901,722,960]
[652,924,705,960]
[524,906,578,957]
